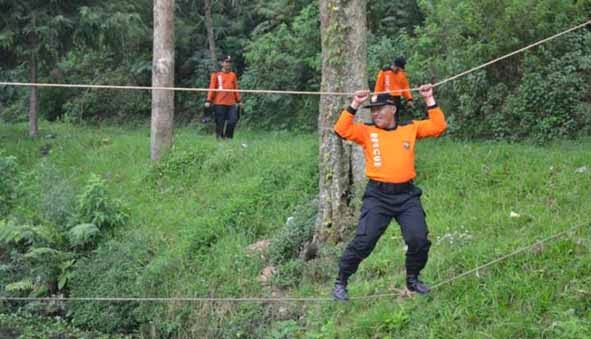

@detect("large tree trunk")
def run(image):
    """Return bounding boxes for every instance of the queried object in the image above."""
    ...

[28,52,39,137]
[314,0,368,244]
[204,0,217,65]
[151,0,176,161]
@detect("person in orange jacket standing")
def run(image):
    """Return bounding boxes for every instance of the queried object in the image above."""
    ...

[205,56,241,139]
[374,56,414,123]
[331,84,447,301]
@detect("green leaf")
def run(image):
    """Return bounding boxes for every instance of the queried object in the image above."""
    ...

[5,279,34,292]
[68,223,100,247]
[24,247,61,261]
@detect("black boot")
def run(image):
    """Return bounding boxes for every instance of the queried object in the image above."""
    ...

[332,278,349,301]
[406,274,431,294]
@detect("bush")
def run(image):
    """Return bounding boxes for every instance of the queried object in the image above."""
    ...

[268,199,317,265]
[0,153,19,217]
[240,3,320,131]
[272,258,305,289]
[149,145,215,182]
[59,50,151,125]
[503,40,591,142]
[68,234,153,334]
[36,163,77,227]
[0,66,28,123]
[404,0,591,141]
[0,311,115,339]
[75,173,129,232]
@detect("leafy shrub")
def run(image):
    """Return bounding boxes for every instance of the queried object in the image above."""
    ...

[60,50,151,125]
[68,234,153,334]
[272,258,304,288]
[0,312,115,339]
[36,163,77,227]
[503,41,591,142]
[404,0,591,141]
[75,173,129,232]
[67,223,100,248]
[149,145,215,182]
[0,66,28,123]
[268,199,317,265]
[0,219,74,298]
[0,171,129,306]
[0,153,19,217]
[240,3,320,131]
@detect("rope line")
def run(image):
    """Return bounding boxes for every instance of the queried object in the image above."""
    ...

[0,222,586,303]
[0,20,589,97]
[432,19,591,88]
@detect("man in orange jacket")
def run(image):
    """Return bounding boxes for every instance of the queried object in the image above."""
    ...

[205,56,241,139]
[374,56,414,123]
[332,84,447,301]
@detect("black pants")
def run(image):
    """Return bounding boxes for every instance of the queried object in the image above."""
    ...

[214,104,239,139]
[337,180,431,283]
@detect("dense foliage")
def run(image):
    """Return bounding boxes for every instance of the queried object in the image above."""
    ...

[1,0,589,140]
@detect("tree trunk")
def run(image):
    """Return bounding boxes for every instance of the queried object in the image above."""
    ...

[204,0,217,65]
[28,52,39,137]
[314,0,368,244]
[151,0,176,161]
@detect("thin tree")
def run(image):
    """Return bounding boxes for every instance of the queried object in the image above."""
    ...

[314,0,368,244]
[204,0,217,65]
[151,0,176,161]
[0,2,79,137]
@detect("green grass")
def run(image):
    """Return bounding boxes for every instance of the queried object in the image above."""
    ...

[1,122,590,338]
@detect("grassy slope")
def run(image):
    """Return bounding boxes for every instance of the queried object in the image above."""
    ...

[300,139,591,338]
[1,122,590,338]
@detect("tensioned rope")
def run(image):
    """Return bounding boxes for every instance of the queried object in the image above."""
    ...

[0,221,587,303]
[0,19,589,96]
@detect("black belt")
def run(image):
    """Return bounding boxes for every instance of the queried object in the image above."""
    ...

[369,179,414,193]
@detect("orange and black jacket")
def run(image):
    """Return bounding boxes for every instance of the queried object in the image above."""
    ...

[334,105,446,183]
[374,68,413,102]
[206,71,241,106]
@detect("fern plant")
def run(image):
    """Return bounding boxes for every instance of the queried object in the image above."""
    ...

[67,223,100,249]
[0,173,129,302]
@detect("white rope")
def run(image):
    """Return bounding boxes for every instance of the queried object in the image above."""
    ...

[0,19,589,97]
[432,19,591,88]
[0,222,586,303]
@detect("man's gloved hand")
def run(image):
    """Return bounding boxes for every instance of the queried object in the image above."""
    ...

[204,101,211,108]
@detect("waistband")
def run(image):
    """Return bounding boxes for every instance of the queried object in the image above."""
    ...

[368,179,414,194]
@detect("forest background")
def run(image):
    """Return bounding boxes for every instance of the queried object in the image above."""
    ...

[1,0,590,338]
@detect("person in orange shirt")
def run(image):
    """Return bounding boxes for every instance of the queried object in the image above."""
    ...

[332,84,447,301]
[374,56,414,123]
[205,56,241,139]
